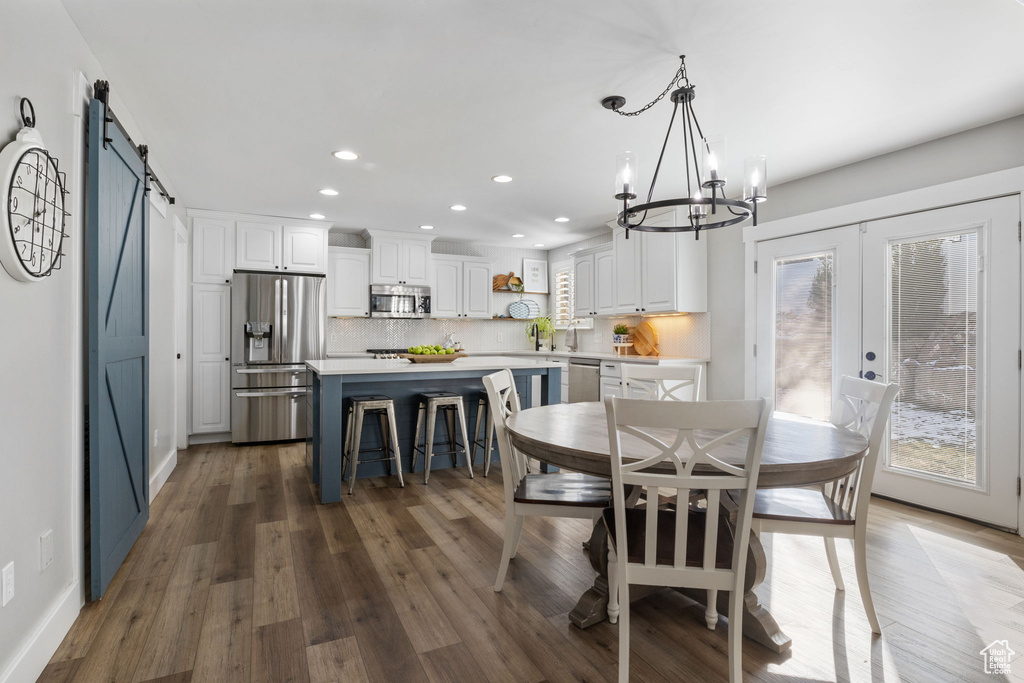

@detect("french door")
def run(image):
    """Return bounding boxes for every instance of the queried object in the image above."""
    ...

[864,198,1019,529]
[755,226,861,421]
[755,196,1020,529]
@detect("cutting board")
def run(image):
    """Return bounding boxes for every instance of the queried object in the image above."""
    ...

[633,320,659,356]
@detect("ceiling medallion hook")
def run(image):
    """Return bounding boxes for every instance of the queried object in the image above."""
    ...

[19,98,35,128]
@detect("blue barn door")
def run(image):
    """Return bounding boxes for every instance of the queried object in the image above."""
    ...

[86,98,149,599]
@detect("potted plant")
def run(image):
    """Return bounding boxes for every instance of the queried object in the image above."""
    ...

[612,323,632,345]
[526,316,555,351]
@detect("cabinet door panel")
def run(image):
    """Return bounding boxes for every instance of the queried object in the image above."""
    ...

[371,237,402,284]
[573,254,595,316]
[192,361,230,432]
[235,222,282,271]
[403,240,432,285]
[326,248,370,317]
[193,284,230,360]
[595,249,616,315]
[431,258,462,318]
[463,261,493,318]
[641,231,677,312]
[283,225,326,273]
[192,218,234,283]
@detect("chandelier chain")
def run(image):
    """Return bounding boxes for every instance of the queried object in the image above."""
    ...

[611,56,689,117]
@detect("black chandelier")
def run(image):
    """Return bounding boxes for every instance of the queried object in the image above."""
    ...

[603,55,766,239]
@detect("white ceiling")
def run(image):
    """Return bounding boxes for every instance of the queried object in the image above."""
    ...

[60,0,1024,248]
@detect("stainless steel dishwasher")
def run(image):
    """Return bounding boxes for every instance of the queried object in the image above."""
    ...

[568,357,601,403]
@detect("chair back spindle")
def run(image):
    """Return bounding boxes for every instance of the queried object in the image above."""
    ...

[483,369,527,506]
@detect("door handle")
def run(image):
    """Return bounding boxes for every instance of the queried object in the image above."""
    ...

[235,389,309,398]
[862,371,878,381]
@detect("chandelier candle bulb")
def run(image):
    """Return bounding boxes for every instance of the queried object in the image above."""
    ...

[615,151,638,199]
[701,134,727,186]
[744,155,767,202]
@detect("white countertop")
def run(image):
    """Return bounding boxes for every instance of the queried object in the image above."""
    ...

[325,350,710,363]
[307,355,562,376]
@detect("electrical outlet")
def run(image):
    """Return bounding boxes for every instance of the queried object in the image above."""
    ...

[2,562,13,606]
[496,332,504,343]
[594,333,603,345]
[40,530,54,571]
[153,429,159,448]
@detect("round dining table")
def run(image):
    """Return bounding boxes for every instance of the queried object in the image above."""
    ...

[504,401,869,654]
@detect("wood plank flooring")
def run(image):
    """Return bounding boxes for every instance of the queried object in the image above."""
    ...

[41,442,1024,682]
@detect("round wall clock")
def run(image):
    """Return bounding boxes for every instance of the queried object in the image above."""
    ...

[0,99,68,282]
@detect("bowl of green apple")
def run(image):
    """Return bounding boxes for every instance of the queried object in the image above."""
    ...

[400,345,466,363]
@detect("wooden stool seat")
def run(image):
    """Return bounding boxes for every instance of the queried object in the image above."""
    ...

[513,473,611,507]
[752,487,855,525]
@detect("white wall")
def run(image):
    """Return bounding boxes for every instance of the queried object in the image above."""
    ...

[707,114,1024,399]
[0,2,179,680]
[148,203,187,496]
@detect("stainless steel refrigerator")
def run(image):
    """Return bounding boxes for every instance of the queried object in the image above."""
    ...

[230,271,325,443]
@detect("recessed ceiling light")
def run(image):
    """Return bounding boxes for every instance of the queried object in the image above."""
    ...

[333,150,359,161]
[533,243,545,248]
[554,217,570,222]
[309,213,326,220]
[319,188,339,196]
[491,175,514,183]
[419,225,434,230]
[511,233,525,238]
[450,204,467,211]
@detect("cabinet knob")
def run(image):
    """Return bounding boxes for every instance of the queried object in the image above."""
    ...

[275,266,279,269]
[641,308,646,311]
[225,357,229,361]
[635,308,639,312]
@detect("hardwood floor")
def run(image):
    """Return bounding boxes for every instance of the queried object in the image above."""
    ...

[41,442,1024,682]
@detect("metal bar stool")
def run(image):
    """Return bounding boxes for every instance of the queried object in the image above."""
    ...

[411,392,474,484]
[345,395,404,495]
[472,390,496,477]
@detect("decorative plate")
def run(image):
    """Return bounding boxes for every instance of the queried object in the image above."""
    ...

[509,299,541,319]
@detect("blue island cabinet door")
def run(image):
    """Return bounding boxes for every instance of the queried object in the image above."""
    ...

[86,98,149,599]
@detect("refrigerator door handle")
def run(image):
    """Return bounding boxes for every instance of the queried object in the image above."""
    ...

[281,277,289,361]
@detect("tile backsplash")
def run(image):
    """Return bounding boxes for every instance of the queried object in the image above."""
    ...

[328,316,543,353]
[554,313,712,358]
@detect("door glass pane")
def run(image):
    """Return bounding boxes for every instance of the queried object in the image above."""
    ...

[889,233,978,483]
[774,253,833,421]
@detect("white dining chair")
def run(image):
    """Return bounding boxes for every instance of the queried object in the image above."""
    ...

[621,362,702,401]
[751,376,899,634]
[483,369,614,592]
[603,395,772,683]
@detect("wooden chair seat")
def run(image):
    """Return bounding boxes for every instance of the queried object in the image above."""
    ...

[602,505,734,568]
[513,473,611,507]
[752,487,855,525]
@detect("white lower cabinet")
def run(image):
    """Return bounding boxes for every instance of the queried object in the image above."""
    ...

[192,284,231,433]
[600,376,623,399]
[326,247,370,317]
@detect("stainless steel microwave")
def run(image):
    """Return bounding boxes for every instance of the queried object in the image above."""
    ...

[370,284,431,318]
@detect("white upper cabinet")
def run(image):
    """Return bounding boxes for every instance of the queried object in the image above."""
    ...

[595,247,616,315]
[613,227,642,314]
[235,221,282,271]
[283,225,328,273]
[431,256,462,318]
[403,239,432,286]
[364,230,434,285]
[573,252,595,316]
[462,260,493,319]
[573,245,613,317]
[430,255,492,318]
[192,217,234,283]
[609,210,707,314]
[326,247,370,317]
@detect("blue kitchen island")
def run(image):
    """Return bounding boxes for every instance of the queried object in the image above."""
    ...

[306,355,562,503]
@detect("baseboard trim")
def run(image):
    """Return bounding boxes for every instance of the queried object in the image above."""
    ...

[0,581,82,683]
[149,447,178,502]
[188,431,231,445]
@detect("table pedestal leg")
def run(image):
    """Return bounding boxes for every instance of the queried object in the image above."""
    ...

[568,514,793,654]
